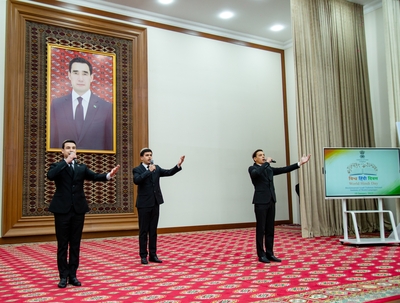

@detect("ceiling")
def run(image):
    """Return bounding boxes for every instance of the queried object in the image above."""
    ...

[78,0,381,48]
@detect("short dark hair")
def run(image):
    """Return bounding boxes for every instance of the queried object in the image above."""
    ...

[140,148,152,157]
[62,139,76,149]
[252,149,263,160]
[69,57,93,75]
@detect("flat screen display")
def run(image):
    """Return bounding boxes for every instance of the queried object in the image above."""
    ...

[324,148,400,198]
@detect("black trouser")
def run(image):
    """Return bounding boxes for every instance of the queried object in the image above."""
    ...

[137,204,160,258]
[254,203,275,258]
[54,209,85,279]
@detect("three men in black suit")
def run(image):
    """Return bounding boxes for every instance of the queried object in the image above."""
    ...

[248,149,310,263]
[132,148,185,264]
[50,57,113,151]
[47,139,120,288]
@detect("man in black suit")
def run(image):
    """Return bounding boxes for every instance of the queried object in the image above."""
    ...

[132,148,185,265]
[248,149,310,263]
[50,57,113,151]
[47,139,120,288]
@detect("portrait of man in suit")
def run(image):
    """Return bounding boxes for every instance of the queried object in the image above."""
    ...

[49,56,114,152]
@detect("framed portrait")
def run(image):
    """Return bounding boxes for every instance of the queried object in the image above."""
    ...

[46,44,117,154]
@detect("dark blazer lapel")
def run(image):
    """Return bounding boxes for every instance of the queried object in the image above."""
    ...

[266,166,273,181]
[61,94,74,122]
[260,164,272,181]
[66,163,74,178]
[151,165,157,182]
[137,164,146,174]
[73,163,83,179]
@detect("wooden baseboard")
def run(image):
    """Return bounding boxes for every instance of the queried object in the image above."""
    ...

[0,221,292,244]
[157,222,257,235]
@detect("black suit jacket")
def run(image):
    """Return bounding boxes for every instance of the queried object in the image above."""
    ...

[248,162,299,204]
[132,164,182,208]
[50,93,113,150]
[47,160,108,214]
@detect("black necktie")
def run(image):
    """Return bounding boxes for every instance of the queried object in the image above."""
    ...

[69,163,74,175]
[75,97,84,134]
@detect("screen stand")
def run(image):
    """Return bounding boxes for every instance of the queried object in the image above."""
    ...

[340,198,400,245]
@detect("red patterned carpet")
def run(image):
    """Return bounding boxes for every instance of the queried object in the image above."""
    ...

[0,225,400,302]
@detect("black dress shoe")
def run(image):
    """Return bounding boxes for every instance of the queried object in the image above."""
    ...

[58,277,67,288]
[69,277,81,286]
[267,255,282,262]
[258,256,270,263]
[141,257,148,264]
[149,255,162,263]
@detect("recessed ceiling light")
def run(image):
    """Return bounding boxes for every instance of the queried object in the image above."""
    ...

[158,0,174,4]
[219,11,234,19]
[270,25,285,32]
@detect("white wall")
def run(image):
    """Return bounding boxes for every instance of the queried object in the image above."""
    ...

[146,28,289,227]
[365,7,390,148]
[364,6,397,220]
[0,0,7,237]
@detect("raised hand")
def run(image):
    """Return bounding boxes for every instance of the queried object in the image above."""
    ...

[110,164,121,177]
[178,155,185,166]
[299,154,311,166]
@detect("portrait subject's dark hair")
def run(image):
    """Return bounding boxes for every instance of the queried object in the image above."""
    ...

[62,139,76,149]
[140,148,152,157]
[252,149,263,160]
[68,57,93,75]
